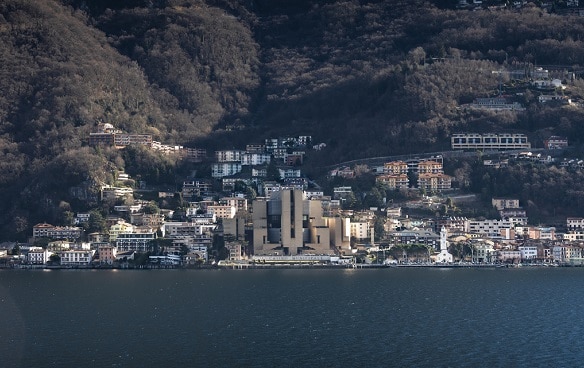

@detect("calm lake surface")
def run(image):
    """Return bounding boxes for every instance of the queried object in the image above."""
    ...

[1,267,583,367]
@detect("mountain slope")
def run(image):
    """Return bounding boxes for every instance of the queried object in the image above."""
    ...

[2,0,584,238]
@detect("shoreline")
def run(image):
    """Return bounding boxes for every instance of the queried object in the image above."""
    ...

[1,263,572,270]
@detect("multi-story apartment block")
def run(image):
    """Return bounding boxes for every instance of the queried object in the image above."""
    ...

[562,231,584,242]
[261,182,281,198]
[278,168,301,179]
[519,245,538,260]
[376,174,409,189]
[116,230,156,253]
[212,163,242,178]
[225,242,244,261]
[383,161,409,174]
[272,148,287,159]
[252,168,267,178]
[350,222,374,243]
[109,221,134,242]
[215,150,244,163]
[468,219,512,238]
[220,197,248,213]
[163,222,216,238]
[221,177,253,192]
[417,160,443,174]
[515,226,555,240]
[186,181,213,198]
[241,153,271,166]
[470,97,525,111]
[567,217,584,230]
[59,250,96,266]
[101,186,134,201]
[88,132,115,146]
[114,134,153,147]
[553,245,582,263]
[284,178,308,189]
[32,223,83,240]
[223,214,249,241]
[473,243,495,263]
[207,205,237,219]
[417,173,452,192]
[27,248,53,264]
[492,198,520,210]
[451,133,530,150]
[427,216,469,234]
[97,245,117,264]
[387,229,440,250]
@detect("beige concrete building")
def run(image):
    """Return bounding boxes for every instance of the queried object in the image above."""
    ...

[252,189,349,256]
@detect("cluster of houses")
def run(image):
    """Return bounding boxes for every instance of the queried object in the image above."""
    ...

[88,122,207,162]
[5,188,584,267]
[0,121,579,268]
[376,196,584,265]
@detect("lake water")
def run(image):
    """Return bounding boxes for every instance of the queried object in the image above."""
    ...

[1,267,583,367]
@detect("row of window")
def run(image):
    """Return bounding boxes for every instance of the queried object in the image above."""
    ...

[453,137,527,144]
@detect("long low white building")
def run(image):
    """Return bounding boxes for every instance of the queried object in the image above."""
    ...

[451,133,531,150]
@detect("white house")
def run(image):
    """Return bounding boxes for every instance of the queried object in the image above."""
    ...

[27,248,53,265]
[518,246,538,260]
[60,249,96,266]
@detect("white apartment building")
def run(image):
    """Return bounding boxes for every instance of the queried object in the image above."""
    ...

[469,219,512,238]
[60,250,96,266]
[563,231,584,242]
[452,133,530,150]
[212,163,242,178]
[518,246,538,260]
[101,186,134,201]
[27,248,53,264]
[241,153,271,166]
[567,217,584,230]
[278,168,301,179]
[215,150,244,162]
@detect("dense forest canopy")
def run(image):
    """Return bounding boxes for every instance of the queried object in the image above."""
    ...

[1,0,584,239]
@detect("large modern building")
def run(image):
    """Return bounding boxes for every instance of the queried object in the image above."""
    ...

[451,133,531,150]
[32,223,83,240]
[252,189,349,256]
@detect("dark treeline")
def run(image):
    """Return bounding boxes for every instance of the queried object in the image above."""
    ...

[1,0,584,239]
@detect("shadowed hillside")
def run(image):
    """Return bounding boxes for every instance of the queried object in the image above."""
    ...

[2,0,584,238]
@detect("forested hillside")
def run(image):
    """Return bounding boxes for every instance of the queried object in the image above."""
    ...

[1,0,584,239]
